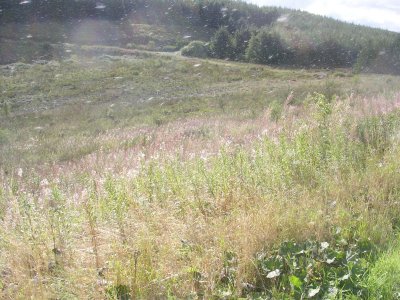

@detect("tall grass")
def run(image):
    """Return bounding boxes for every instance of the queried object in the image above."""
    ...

[367,235,400,299]
[1,93,400,298]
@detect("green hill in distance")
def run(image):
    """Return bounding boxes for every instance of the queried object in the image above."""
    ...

[0,0,399,73]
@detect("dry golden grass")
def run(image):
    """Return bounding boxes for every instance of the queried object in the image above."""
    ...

[2,90,400,298]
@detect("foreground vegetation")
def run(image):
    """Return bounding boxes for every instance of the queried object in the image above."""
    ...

[1,51,400,298]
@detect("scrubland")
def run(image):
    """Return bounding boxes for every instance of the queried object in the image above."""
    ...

[1,52,400,299]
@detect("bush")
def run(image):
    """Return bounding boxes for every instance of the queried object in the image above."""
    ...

[181,40,210,58]
[210,27,234,59]
[246,30,289,65]
[232,28,252,60]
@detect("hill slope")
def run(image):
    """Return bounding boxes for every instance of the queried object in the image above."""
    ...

[1,50,400,298]
[0,0,399,73]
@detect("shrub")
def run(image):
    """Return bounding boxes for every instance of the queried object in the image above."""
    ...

[232,28,252,60]
[181,40,210,58]
[246,30,289,65]
[210,27,234,59]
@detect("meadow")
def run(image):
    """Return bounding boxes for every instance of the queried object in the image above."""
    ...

[1,51,400,299]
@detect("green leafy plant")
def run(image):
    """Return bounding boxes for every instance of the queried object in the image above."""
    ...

[252,235,376,299]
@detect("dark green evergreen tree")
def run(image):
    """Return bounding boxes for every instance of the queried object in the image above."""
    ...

[210,27,234,59]
[232,27,252,60]
[246,30,288,65]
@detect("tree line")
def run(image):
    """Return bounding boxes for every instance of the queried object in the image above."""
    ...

[200,27,358,68]
[0,0,279,30]
[1,0,399,73]
[184,22,399,73]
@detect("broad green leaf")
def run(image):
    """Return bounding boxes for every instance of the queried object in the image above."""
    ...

[289,275,303,289]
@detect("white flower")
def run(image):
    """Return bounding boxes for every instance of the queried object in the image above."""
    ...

[308,287,320,297]
[321,242,329,250]
[266,269,280,279]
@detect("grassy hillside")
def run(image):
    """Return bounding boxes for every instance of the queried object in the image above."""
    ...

[1,48,399,168]
[1,0,399,73]
[274,9,396,48]
[1,47,400,298]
